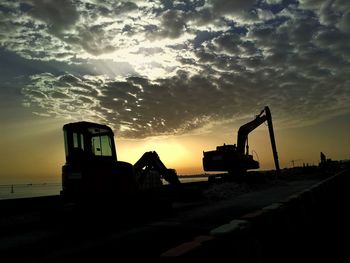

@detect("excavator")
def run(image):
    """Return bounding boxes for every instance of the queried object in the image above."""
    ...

[61,121,180,201]
[202,106,280,180]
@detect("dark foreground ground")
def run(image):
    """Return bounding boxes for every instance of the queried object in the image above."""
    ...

[0,166,349,262]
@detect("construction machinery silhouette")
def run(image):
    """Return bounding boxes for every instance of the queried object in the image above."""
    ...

[203,106,280,180]
[61,121,180,201]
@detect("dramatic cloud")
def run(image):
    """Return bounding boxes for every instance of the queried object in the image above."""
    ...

[1,0,349,138]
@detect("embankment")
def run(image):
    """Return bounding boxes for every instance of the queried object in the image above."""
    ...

[161,169,350,262]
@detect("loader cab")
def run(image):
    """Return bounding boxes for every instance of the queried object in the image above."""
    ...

[61,121,128,199]
[63,121,117,164]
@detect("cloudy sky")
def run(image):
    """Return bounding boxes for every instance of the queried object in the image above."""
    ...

[0,0,349,183]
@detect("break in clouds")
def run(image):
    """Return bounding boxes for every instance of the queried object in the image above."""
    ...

[1,0,350,138]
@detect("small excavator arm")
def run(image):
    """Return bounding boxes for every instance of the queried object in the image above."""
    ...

[134,151,180,186]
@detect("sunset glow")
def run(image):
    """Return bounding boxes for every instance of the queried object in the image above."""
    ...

[0,0,349,183]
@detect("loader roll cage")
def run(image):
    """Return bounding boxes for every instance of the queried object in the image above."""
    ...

[63,121,117,164]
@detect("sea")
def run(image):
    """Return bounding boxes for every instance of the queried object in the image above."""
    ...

[0,183,62,200]
[0,176,208,200]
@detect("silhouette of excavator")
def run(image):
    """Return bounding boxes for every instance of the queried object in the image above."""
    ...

[203,106,280,180]
[61,121,180,201]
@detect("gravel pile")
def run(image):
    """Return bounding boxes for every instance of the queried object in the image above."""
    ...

[203,179,288,201]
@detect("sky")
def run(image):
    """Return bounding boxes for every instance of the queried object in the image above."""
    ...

[0,0,349,184]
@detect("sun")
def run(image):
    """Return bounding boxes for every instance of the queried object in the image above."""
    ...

[116,136,193,172]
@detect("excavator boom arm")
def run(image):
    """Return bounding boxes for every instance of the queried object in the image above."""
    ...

[237,114,267,154]
[236,106,280,175]
[265,107,280,175]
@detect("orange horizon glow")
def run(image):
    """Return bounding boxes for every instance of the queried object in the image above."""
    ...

[1,114,350,184]
[1,0,350,187]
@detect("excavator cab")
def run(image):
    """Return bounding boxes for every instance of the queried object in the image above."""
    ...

[61,122,137,200]
[203,144,259,174]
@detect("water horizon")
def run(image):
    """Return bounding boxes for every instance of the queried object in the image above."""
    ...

[0,176,208,200]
